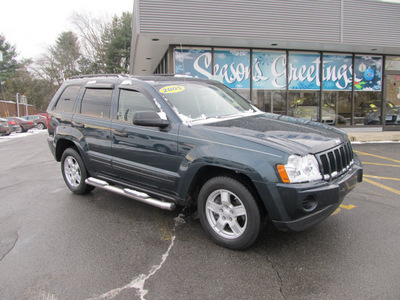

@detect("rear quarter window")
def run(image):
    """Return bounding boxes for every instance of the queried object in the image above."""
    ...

[53,85,81,112]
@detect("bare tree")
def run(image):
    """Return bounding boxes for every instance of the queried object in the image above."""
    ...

[32,31,81,86]
[70,12,110,72]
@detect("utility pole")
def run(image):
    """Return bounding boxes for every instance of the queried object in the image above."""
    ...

[22,95,28,116]
[16,93,20,117]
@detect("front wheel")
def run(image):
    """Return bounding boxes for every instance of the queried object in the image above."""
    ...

[197,177,262,250]
[61,148,94,194]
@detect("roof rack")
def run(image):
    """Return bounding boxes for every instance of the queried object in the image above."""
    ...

[70,74,130,79]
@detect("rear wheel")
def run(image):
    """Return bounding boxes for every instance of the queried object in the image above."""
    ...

[15,125,23,133]
[197,176,262,250]
[61,148,94,194]
[37,122,45,130]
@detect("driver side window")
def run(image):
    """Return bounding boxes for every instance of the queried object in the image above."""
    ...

[117,89,158,123]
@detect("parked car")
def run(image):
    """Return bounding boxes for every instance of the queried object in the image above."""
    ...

[4,117,36,133]
[0,118,12,136]
[364,106,400,125]
[47,75,363,250]
[22,115,48,129]
[289,98,337,125]
[355,100,396,118]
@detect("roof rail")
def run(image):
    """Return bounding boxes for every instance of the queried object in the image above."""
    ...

[70,74,130,79]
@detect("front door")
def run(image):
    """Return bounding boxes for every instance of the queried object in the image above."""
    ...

[383,72,400,131]
[111,87,182,195]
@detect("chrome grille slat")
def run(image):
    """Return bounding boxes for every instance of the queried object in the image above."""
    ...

[317,141,354,181]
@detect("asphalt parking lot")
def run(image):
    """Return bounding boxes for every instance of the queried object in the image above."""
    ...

[0,131,399,300]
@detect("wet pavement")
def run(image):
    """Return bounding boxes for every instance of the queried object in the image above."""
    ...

[0,131,399,299]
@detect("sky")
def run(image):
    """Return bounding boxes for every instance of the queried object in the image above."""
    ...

[1,0,134,60]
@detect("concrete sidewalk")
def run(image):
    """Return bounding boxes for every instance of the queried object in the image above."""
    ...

[342,128,400,142]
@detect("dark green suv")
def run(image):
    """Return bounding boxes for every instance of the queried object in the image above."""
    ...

[47,75,363,249]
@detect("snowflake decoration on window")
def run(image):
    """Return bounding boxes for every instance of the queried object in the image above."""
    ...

[175,52,193,63]
[231,50,248,57]
[217,53,226,60]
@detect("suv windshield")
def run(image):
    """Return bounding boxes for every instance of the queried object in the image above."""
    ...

[156,82,255,122]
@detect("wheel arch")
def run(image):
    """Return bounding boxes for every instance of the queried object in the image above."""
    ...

[55,138,81,162]
[186,166,267,216]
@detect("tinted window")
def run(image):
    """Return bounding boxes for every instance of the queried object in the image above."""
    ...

[54,85,80,112]
[80,88,112,118]
[117,89,157,122]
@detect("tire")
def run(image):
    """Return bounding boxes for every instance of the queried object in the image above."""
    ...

[37,122,45,130]
[197,176,262,250]
[61,148,94,194]
[15,125,23,133]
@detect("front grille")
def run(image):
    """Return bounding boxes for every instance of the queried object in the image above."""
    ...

[317,141,355,181]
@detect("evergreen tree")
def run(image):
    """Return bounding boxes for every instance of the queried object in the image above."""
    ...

[104,12,132,73]
[0,35,21,83]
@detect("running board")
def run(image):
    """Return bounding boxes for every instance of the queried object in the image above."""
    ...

[85,177,176,211]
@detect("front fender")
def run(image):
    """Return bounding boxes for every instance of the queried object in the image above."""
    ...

[176,141,285,201]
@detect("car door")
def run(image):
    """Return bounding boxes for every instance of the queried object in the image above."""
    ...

[111,86,181,194]
[71,83,114,175]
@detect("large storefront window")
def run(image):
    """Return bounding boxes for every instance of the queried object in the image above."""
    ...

[252,51,286,114]
[287,52,324,123]
[322,54,353,126]
[354,56,383,125]
[173,47,386,127]
[384,57,400,129]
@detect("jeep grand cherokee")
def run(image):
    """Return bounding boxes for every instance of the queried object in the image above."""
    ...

[47,75,363,249]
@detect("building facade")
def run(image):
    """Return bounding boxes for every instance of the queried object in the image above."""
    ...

[0,100,42,118]
[130,0,400,130]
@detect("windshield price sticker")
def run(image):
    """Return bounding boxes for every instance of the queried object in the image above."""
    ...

[159,86,185,94]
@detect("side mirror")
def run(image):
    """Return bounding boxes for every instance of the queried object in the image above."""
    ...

[132,111,170,128]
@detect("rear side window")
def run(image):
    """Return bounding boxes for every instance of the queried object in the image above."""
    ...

[54,85,80,112]
[80,88,113,118]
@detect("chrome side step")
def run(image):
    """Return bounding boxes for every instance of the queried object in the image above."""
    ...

[85,177,176,211]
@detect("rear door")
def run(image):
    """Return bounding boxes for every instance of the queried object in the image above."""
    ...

[111,86,181,194]
[71,83,114,175]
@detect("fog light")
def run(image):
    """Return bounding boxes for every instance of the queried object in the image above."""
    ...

[302,196,317,212]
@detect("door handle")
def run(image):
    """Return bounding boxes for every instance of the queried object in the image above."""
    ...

[72,122,84,128]
[114,130,128,137]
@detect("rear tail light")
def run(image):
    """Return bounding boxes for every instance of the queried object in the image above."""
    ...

[28,121,34,124]
[8,121,16,125]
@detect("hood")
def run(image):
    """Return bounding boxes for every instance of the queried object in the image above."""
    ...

[194,113,347,155]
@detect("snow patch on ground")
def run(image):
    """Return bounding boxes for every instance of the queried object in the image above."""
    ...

[90,236,176,300]
[0,129,47,143]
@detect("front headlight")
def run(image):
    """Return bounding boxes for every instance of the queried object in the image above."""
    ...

[277,154,322,183]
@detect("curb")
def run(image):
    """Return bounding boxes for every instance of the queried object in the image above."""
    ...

[347,131,400,142]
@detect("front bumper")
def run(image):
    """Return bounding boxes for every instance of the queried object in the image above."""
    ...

[272,163,363,232]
